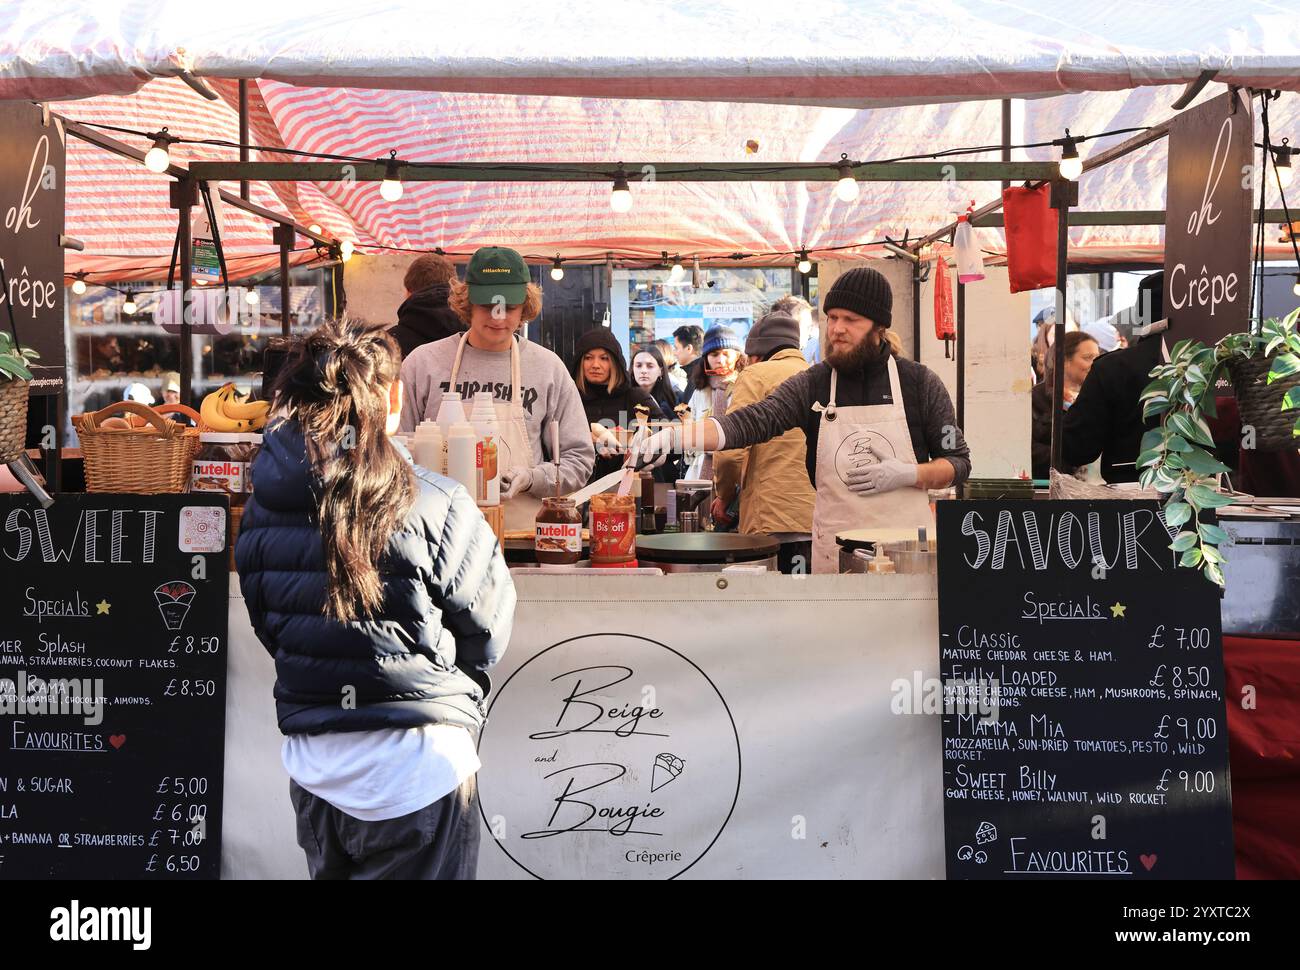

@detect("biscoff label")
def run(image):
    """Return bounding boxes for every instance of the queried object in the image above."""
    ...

[592,510,636,562]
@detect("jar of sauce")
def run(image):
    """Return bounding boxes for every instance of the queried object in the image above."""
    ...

[192,432,262,506]
[590,492,637,567]
[535,497,582,566]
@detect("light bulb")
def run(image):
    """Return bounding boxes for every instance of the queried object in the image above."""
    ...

[122,293,137,315]
[245,286,260,305]
[144,137,170,174]
[1277,151,1295,189]
[308,223,322,235]
[834,158,859,202]
[1293,275,1300,298]
[1058,133,1083,181]
[379,156,403,201]
[797,250,812,274]
[550,256,564,281]
[71,277,86,295]
[610,173,633,213]
[339,240,355,262]
[669,258,685,283]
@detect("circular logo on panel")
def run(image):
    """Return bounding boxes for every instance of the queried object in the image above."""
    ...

[477,634,741,880]
[832,429,896,487]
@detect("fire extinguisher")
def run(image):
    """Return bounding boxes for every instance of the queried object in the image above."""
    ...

[933,248,956,359]
[954,200,985,284]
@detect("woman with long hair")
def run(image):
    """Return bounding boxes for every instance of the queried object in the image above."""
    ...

[572,327,664,483]
[236,317,515,880]
[1032,330,1100,479]
[631,344,683,483]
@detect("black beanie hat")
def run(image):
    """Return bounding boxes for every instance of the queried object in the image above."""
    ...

[573,326,628,380]
[745,311,802,359]
[822,267,893,329]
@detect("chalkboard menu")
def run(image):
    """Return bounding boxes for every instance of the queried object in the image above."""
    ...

[937,500,1234,879]
[0,102,66,395]
[0,493,228,879]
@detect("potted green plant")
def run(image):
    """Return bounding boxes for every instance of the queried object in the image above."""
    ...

[1138,307,1300,586]
[0,329,40,463]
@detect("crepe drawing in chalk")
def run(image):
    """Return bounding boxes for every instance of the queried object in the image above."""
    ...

[155,581,197,631]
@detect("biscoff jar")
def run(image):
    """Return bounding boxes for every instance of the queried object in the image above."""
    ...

[590,492,637,568]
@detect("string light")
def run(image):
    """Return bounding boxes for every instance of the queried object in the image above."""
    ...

[669,255,685,282]
[308,223,322,235]
[835,154,859,202]
[143,129,172,173]
[1275,140,1295,190]
[122,290,137,315]
[71,272,87,295]
[550,255,564,281]
[1293,274,1300,298]
[610,167,633,213]
[379,152,404,202]
[339,239,355,262]
[1057,129,1083,181]
[244,285,260,305]
[797,249,812,274]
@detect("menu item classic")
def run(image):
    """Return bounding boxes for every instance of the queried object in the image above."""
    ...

[0,493,229,879]
[936,500,1234,879]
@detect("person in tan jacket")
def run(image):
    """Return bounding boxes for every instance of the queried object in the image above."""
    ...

[713,311,816,574]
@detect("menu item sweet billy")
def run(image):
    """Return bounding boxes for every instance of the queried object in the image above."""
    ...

[936,500,1234,879]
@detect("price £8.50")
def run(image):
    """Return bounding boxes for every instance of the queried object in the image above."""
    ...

[1147,665,1211,688]
[168,636,220,655]
[163,679,217,698]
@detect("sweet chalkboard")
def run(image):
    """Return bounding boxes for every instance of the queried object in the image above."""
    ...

[0,493,228,879]
[937,500,1234,879]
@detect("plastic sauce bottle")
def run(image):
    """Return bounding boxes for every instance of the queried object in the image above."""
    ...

[469,392,500,506]
[447,422,477,495]
[434,392,467,476]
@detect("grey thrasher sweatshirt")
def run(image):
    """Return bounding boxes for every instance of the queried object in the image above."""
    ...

[399,334,595,494]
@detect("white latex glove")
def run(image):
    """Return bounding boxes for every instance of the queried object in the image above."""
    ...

[845,443,918,495]
[591,423,624,459]
[500,465,533,499]
[629,425,679,470]
[626,425,668,470]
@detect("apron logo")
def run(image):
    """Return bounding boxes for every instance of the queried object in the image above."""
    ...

[833,431,895,488]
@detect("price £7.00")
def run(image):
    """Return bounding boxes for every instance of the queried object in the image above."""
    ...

[1145,626,1212,650]
[162,679,217,698]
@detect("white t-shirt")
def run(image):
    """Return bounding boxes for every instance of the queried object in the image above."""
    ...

[282,725,480,822]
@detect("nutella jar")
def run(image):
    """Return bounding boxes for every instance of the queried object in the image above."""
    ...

[590,492,637,567]
[192,432,262,505]
[535,497,582,566]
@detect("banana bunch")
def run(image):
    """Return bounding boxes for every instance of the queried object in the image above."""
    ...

[200,383,270,432]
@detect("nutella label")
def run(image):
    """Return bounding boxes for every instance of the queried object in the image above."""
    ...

[535,521,581,554]
[191,459,248,494]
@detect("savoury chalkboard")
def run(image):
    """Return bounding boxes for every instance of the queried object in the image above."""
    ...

[0,102,66,395]
[0,493,228,879]
[937,500,1234,879]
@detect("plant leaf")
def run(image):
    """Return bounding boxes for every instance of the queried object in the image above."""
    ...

[1268,352,1300,384]
[1204,561,1225,587]
[1170,532,1199,552]
[1165,434,1193,452]
[1199,522,1230,545]
[1164,501,1192,527]
[1188,483,1236,508]
[1180,547,1204,568]
[1182,448,1231,476]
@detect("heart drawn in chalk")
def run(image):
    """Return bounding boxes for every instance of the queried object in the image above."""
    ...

[109,734,127,750]
[1140,853,1158,871]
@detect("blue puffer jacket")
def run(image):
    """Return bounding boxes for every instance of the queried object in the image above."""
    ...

[234,420,515,737]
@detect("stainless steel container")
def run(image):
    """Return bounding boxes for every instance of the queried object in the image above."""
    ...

[879,539,938,575]
[635,533,779,573]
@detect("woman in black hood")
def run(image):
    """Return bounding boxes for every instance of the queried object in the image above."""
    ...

[572,327,664,483]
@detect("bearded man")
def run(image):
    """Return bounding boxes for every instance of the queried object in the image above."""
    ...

[631,267,971,573]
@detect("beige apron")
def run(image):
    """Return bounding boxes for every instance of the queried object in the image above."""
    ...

[811,355,932,574]
[449,333,539,532]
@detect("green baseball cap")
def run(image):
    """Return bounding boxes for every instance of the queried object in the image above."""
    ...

[466,246,530,306]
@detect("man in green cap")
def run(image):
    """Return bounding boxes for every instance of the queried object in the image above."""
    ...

[400,246,594,530]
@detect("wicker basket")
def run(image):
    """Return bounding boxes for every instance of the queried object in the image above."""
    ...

[74,401,200,494]
[1226,353,1300,451]
[0,378,29,463]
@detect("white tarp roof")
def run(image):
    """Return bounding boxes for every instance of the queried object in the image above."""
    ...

[5,1,1300,106]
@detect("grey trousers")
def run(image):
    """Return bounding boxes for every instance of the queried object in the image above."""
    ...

[289,775,481,880]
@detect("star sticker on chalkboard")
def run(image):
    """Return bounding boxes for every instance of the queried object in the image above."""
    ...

[1110,602,1126,618]
[96,600,111,615]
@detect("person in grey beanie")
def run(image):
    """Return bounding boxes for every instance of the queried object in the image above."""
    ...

[632,267,971,573]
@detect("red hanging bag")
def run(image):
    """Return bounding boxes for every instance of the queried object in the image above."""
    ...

[1003,182,1058,293]
[932,248,956,358]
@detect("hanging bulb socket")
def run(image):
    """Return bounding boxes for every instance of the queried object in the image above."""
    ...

[1292,274,1300,298]
[143,129,173,174]
[1275,139,1295,190]
[71,272,87,295]
[669,254,686,283]
[380,152,404,202]
[550,255,565,281]
[121,290,137,315]
[797,249,812,274]
[245,285,260,305]
[610,165,633,213]
[1057,129,1083,181]
[835,154,859,202]
[339,239,355,262]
